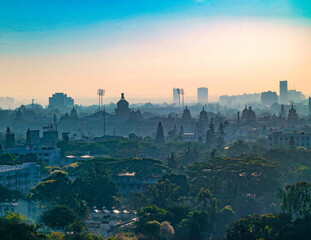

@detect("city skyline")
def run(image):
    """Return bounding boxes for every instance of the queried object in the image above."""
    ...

[0,1,311,101]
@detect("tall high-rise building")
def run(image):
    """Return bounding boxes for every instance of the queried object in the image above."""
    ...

[173,88,180,106]
[309,97,311,116]
[279,80,288,104]
[197,87,208,104]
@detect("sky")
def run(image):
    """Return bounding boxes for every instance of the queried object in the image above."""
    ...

[0,0,311,105]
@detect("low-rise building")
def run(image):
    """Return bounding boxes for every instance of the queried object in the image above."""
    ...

[112,173,159,198]
[4,146,61,165]
[86,209,137,238]
[268,132,311,149]
[0,162,41,192]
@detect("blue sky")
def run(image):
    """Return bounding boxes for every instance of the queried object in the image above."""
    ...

[1,0,311,102]
[1,0,311,32]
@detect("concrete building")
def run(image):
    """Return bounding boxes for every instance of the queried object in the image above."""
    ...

[112,173,159,198]
[288,90,305,103]
[268,132,311,149]
[261,91,278,106]
[26,129,40,147]
[173,88,180,106]
[86,209,136,238]
[197,87,208,104]
[279,80,288,104]
[49,93,74,110]
[0,162,41,192]
[4,146,61,165]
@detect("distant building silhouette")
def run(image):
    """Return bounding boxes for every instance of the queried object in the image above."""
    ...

[173,88,180,106]
[287,105,298,122]
[197,87,208,104]
[115,93,130,120]
[49,93,74,110]
[26,128,40,147]
[261,91,278,106]
[309,97,311,116]
[279,80,288,104]
[156,122,164,144]
[288,90,305,103]
[5,127,15,148]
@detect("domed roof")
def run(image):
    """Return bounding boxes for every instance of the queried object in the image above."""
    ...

[199,107,208,120]
[117,93,129,108]
[70,107,78,118]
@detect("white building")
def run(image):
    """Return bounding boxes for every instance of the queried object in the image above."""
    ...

[4,146,61,165]
[197,87,208,104]
[268,132,311,149]
[0,162,41,192]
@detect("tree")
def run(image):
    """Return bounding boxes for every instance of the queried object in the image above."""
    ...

[226,140,250,157]
[41,205,77,229]
[277,181,311,219]
[0,185,24,201]
[72,163,121,209]
[0,212,46,240]
[156,122,165,144]
[167,152,177,170]
[147,180,180,208]
[144,221,161,240]
[225,213,292,240]
[160,221,175,240]
[0,153,20,165]
[127,192,150,210]
[136,206,167,233]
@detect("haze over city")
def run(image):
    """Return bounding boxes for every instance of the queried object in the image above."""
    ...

[1,0,311,105]
[2,1,311,240]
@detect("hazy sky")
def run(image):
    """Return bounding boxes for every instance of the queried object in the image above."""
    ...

[0,0,311,105]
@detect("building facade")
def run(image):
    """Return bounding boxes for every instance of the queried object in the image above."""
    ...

[0,162,41,192]
[4,146,61,165]
[261,91,278,106]
[49,93,74,110]
[268,132,311,149]
[197,87,208,104]
[279,80,288,104]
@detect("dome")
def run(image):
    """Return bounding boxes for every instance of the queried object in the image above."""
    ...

[117,93,129,109]
[115,93,130,119]
[199,107,208,120]
[70,107,78,119]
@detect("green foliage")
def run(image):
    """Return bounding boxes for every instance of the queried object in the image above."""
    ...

[225,213,289,240]
[127,192,150,210]
[147,180,180,208]
[0,212,46,240]
[144,221,161,239]
[72,163,121,210]
[277,181,311,219]
[136,205,167,232]
[0,153,20,165]
[0,185,25,201]
[187,156,281,197]
[40,205,77,229]
[225,140,250,157]
[29,164,120,212]
[65,158,169,179]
